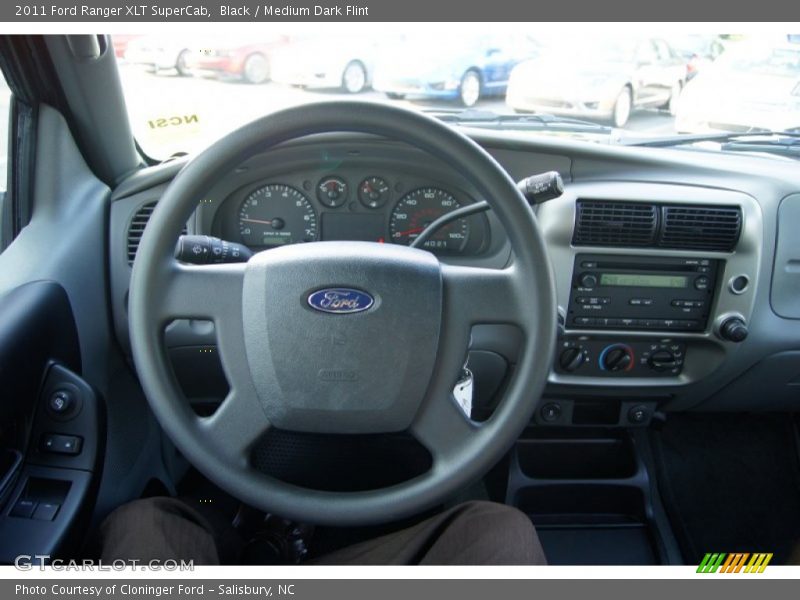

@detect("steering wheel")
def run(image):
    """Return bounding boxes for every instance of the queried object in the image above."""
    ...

[129,101,556,526]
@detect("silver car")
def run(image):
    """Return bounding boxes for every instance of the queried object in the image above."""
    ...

[676,42,800,134]
[506,38,688,127]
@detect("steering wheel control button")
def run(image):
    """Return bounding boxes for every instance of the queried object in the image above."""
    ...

[627,405,651,425]
[40,433,83,456]
[32,502,60,521]
[540,403,562,423]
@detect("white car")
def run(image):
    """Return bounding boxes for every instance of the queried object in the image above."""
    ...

[270,37,381,94]
[506,38,687,128]
[676,42,800,133]
[124,36,193,77]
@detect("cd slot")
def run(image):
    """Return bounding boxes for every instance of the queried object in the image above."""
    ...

[593,261,700,273]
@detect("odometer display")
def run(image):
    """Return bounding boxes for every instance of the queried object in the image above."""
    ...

[389,188,469,252]
[238,184,317,248]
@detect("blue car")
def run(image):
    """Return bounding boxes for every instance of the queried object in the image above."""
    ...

[373,34,539,107]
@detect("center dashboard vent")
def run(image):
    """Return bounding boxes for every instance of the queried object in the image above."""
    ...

[574,200,741,252]
[127,201,187,265]
[574,201,658,247]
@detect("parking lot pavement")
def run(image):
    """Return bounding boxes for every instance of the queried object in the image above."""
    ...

[119,65,677,158]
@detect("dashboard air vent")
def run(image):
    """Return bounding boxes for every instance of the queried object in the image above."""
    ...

[573,200,658,247]
[659,206,742,252]
[127,201,187,265]
[127,201,156,265]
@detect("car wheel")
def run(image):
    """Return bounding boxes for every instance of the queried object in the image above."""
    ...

[386,92,406,100]
[341,61,367,94]
[175,49,190,77]
[664,81,683,116]
[612,86,633,128]
[459,70,481,107]
[243,53,270,85]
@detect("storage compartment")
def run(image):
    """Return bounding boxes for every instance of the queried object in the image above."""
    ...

[516,434,637,480]
[506,431,664,565]
[515,484,646,524]
[515,484,656,565]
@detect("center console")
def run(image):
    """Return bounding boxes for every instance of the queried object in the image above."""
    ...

[556,253,719,378]
[531,180,762,427]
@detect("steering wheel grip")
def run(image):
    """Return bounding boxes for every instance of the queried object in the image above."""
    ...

[129,101,556,526]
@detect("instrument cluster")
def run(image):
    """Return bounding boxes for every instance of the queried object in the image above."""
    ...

[212,172,490,256]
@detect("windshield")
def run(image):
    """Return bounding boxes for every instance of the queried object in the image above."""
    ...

[113,28,800,160]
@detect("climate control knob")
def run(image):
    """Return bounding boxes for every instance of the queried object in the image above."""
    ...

[600,344,634,372]
[558,347,587,372]
[648,350,678,372]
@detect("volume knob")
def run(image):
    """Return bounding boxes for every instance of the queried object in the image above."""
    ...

[719,317,748,343]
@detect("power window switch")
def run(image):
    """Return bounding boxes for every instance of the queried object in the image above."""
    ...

[33,502,60,521]
[40,433,83,456]
[10,499,37,518]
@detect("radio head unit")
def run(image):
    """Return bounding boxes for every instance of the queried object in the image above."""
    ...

[567,254,721,332]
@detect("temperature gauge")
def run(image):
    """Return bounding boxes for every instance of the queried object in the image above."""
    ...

[358,176,391,209]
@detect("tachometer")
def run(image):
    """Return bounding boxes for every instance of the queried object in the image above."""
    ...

[238,184,317,248]
[389,187,470,252]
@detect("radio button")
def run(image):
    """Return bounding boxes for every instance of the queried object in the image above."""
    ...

[573,316,596,326]
[694,276,710,290]
[579,273,598,289]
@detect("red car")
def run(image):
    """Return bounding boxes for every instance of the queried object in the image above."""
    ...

[110,34,141,59]
[185,36,290,84]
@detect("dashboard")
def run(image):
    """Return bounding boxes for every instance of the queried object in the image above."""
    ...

[108,129,800,425]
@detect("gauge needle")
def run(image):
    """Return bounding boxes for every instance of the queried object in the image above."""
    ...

[393,226,425,237]
[241,217,277,226]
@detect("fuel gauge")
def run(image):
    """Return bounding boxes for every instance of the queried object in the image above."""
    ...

[317,176,348,208]
[358,176,391,209]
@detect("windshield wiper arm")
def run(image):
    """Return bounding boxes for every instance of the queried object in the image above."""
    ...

[622,130,800,148]
[424,109,614,133]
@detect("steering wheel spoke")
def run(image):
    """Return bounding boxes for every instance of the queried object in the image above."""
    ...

[440,264,523,327]
[410,390,476,460]
[198,387,271,465]
[157,262,246,324]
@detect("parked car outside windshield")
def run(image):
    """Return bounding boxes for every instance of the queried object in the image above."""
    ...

[676,42,800,133]
[505,37,687,127]
[112,29,799,160]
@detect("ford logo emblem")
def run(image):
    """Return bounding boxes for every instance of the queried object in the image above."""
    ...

[307,288,374,314]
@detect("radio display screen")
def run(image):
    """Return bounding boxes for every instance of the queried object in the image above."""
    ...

[600,273,688,288]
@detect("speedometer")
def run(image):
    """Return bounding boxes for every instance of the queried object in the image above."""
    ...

[238,184,317,248]
[389,187,470,252]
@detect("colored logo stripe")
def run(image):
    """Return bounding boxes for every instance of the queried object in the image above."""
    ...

[697,552,773,573]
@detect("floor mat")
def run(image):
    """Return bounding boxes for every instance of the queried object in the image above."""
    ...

[652,413,800,565]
